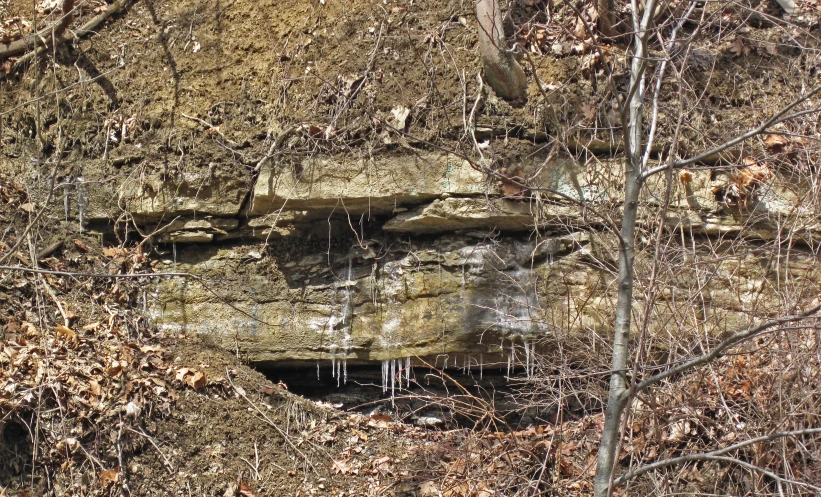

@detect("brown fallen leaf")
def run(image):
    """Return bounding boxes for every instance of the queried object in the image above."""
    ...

[99,467,120,486]
[82,321,101,331]
[764,134,790,150]
[238,482,258,497]
[579,101,596,120]
[187,370,207,390]
[54,324,76,341]
[73,238,91,252]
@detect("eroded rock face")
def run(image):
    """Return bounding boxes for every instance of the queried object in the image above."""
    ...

[17,149,821,365]
[148,234,592,364]
[145,226,821,366]
[250,153,488,216]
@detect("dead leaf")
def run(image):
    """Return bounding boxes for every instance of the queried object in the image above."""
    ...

[54,324,76,342]
[579,101,596,120]
[372,456,393,474]
[730,38,752,57]
[418,481,439,497]
[187,370,207,390]
[679,171,693,184]
[21,321,38,336]
[82,321,101,331]
[99,467,120,486]
[332,458,351,474]
[238,482,258,497]
[19,202,35,212]
[73,238,91,252]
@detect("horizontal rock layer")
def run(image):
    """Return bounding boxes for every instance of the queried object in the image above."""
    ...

[26,152,821,364]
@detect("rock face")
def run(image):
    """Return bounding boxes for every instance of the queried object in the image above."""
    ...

[250,153,487,216]
[10,145,820,367]
[119,154,821,367]
[2,0,819,374]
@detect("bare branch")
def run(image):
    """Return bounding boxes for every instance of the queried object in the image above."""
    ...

[614,427,821,486]
[642,84,821,179]
[624,300,821,400]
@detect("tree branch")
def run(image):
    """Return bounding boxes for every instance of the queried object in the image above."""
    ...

[613,427,821,486]
[0,0,75,60]
[642,84,821,179]
[1,0,133,78]
[621,300,821,401]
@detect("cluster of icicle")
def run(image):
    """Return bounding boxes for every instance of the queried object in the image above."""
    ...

[381,357,412,405]
[506,337,537,379]
[320,257,355,387]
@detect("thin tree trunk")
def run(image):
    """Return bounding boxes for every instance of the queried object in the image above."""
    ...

[475,0,527,101]
[592,0,655,494]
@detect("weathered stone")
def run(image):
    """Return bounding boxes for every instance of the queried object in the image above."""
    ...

[118,170,250,222]
[165,231,214,243]
[383,198,536,233]
[144,231,820,364]
[250,153,488,216]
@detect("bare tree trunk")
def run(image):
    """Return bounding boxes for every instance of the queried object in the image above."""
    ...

[592,0,655,494]
[475,0,527,101]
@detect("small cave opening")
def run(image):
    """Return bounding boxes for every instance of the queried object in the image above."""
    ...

[255,359,549,429]
[1,419,33,479]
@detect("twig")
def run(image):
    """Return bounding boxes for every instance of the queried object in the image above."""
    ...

[0,164,60,266]
[624,300,821,401]
[181,112,239,146]
[124,426,175,474]
[642,84,821,178]
[0,0,76,60]
[614,427,821,486]
[253,125,299,173]
[2,0,134,78]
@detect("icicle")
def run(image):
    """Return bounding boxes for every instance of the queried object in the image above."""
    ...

[382,360,388,393]
[172,242,177,265]
[405,357,411,387]
[506,345,511,380]
[466,355,471,376]
[390,359,396,399]
[530,340,537,377]
[479,353,483,380]
[331,356,336,379]
[343,359,347,385]
[525,339,531,379]
[548,253,554,266]
[63,186,69,222]
[336,359,341,387]
[317,362,320,381]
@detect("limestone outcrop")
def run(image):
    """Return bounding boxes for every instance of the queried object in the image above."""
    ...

[29,150,820,366]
